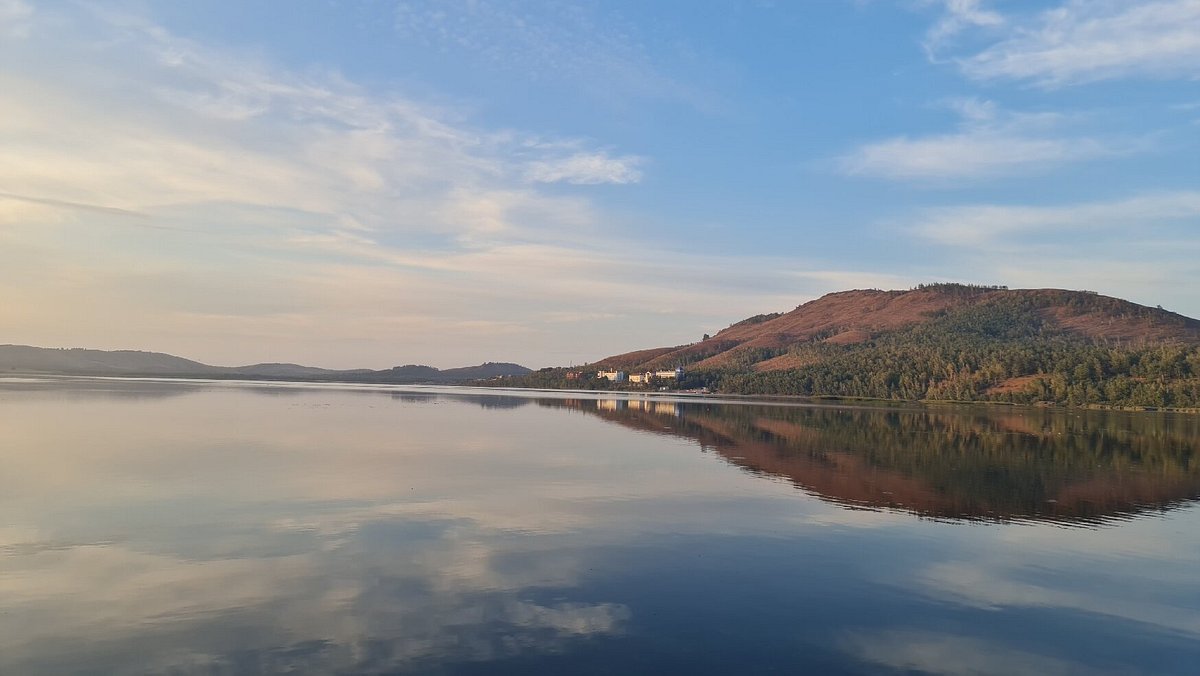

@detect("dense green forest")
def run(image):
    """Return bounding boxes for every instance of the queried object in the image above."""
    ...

[494,288,1200,410]
[715,339,1200,408]
[715,295,1200,408]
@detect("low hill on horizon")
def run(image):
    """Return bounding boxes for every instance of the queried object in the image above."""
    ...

[0,345,532,384]
[518,284,1200,409]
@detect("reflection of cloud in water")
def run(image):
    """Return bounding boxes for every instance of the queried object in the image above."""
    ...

[915,513,1200,639]
[0,515,630,673]
[4,380,1200,673]
[844,630,1091,676]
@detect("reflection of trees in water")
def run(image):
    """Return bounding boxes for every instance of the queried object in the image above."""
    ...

[454,395,534,410]
[1,380,543,410]
[388,392,536,409]
[541,398,1200,525]
[390,391,440,404]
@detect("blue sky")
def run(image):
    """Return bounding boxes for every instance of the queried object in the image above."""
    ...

[2,1,1199,368]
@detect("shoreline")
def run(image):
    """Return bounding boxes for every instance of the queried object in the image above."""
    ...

[4,372,1198,415]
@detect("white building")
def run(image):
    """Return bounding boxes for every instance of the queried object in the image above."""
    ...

[598,367,682,384]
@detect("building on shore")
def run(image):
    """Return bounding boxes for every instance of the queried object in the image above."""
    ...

[605,367,685,384]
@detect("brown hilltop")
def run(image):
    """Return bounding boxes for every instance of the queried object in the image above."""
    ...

[593,345,683,368]
[592,285,1200,373]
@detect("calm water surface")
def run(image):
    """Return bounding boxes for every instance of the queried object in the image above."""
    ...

[2,377,1199,674]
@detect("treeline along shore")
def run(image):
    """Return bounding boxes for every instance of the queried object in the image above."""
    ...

[490,284,1200,411]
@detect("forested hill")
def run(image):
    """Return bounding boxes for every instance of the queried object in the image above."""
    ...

[520,284,1200,409]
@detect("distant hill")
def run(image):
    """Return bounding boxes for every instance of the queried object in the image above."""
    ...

[0,345,214,376]
[0,345,531,384]
[227,363,373,379]
[359,362,533,383]
[514,284,1200,409]
[439,362,535,381]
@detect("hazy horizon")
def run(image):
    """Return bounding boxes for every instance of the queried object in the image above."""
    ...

[3,1,1198,369]
[0,340,534,371]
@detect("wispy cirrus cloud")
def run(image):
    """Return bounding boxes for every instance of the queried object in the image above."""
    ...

[838,98,1137,181]
[8,5,916,368]
[940,0,1200,87]
[525,152,644,185]
[0,6,647,241]
[892,190,1200,312]
[391,0,714,110]
[922,0,1005,54]
[910,190,1200,247]
[0,5,686,366]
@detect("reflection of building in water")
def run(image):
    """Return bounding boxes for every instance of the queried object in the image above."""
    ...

[597,399,679,416]
[627,399,680,416]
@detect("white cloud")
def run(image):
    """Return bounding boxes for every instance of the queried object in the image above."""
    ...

[0,7,650,240]
[952,0,1200,86]
[923,0,1004,53]
[1,5,901,370]
[839,99,1133,180]
[526,152,644,185]
[911,190,1200,246]
[892,190,1200,313]
[842,135,1105,180]
[0,7,711,367]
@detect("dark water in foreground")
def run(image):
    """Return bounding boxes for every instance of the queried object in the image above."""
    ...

[2,378,1199,675]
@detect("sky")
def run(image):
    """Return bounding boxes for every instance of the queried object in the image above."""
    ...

[2,0,1199,369]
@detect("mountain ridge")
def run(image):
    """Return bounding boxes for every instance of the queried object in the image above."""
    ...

[0,345,531,383]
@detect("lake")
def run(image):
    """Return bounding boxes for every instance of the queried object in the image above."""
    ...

[2,377,1199,674]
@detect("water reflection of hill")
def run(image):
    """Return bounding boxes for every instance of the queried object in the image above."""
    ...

[541,398,1200,525]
